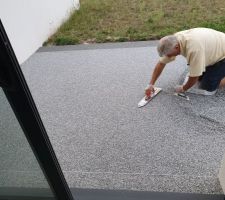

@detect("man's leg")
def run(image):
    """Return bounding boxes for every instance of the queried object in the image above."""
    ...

[199,59,225,92]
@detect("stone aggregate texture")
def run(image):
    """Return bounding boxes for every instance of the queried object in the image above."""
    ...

[0,89,49,188]
[20,41,225,194]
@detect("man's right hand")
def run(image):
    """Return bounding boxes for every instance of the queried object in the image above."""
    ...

[145,84,155,98]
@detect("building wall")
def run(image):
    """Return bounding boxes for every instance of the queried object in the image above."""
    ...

[0,0,79,64]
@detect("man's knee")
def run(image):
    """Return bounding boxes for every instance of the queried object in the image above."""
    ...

[200,82,216,91]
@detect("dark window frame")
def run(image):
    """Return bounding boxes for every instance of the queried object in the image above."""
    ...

[0,19,74,200]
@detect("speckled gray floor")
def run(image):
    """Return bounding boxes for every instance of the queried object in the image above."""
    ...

[5,42,225,194]
[0,89,49,188]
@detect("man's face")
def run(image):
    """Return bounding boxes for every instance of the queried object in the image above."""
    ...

[166,44,180,57]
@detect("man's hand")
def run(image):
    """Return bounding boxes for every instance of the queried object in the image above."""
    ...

[145,62,166,99]
[175,85,185,93]
[145,84,155,98]
[183,76,199,91]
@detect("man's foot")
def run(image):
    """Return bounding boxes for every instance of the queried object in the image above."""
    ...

[219,77,225,88]
[187,87,217,96]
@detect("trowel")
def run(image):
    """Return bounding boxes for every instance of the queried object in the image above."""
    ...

[138,87,162,108]
[174,92,190,101]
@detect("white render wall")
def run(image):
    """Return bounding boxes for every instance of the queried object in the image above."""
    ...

[0,0,80,64]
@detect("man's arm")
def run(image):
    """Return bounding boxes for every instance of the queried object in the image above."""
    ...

[183,76,199,91]
[149,61,166,85]
[145,61,166,97]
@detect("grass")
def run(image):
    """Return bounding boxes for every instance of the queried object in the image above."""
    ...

[45,0,225,46]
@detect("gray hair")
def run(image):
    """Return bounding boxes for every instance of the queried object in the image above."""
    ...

[157,35,178,57]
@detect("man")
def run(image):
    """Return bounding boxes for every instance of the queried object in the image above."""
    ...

[145,28,225,97]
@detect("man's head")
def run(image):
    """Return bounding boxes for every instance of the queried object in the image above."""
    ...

[157,35,180,57]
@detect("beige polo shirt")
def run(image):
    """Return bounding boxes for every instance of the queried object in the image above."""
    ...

[159,28,225,77]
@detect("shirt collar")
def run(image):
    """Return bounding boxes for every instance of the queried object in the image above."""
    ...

[175,34,186,56]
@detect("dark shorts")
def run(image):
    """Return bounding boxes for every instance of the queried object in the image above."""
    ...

[199,58,225,92]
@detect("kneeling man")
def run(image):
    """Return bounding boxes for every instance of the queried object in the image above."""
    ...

[145,28,225,97]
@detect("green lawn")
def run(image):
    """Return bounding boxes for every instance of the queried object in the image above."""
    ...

[45,0,225,46]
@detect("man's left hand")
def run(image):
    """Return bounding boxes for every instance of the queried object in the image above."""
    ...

[175,85,185,93]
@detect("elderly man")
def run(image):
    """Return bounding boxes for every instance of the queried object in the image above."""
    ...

[145,28,225,97]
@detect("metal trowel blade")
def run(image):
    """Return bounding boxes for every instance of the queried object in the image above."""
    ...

[174,92,190,101]
[138,87,162,108]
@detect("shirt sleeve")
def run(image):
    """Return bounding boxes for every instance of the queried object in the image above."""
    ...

[188,50,205,77]
[159,56,176,64]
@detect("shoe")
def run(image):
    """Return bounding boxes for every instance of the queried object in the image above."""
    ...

[182,73,189,85]
[187,88,217,96]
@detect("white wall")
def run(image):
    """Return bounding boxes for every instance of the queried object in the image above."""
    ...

[0,0,80,64]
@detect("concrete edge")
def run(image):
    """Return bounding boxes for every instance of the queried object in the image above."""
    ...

[64,171,223,194]
[219,151,225,193]
[71,188,225,200]
[37,41,159,53]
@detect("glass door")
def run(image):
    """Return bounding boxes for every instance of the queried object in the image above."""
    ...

[1,17,224,200]
[0,88,54,199]
[0,19,73,200]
